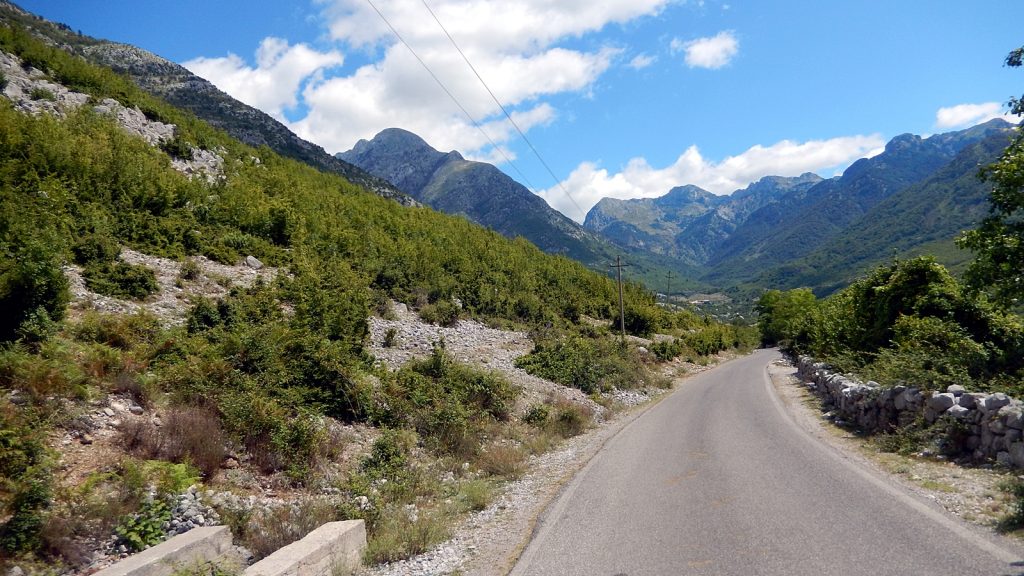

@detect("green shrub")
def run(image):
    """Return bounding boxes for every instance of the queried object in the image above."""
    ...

[0,464,52,554]
[650,338,683,361]
[419,299,459,326]
[72,233,120,265]
[29,86,55,101]
[382,327,398,348]
[115,496,171,552]
[361,428,415,483]
[178,258,201,281]
[0,237,69,343]
[160,134,193,160]
[83,261,159,300]
[521,403,550,426]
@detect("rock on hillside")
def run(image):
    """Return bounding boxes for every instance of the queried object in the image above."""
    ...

[0,1,416,206]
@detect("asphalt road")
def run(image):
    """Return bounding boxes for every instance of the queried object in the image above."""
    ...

[510,349,1024,576]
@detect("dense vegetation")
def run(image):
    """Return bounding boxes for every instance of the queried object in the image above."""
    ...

[757,257,1024,393]
[0,19,754,570]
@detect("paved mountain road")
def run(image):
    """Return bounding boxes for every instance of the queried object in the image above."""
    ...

[511,349,1024,576]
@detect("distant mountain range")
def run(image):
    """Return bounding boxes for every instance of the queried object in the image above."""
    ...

[338,128,704,288]
[585,119,1016,294]
[8,0,1016,299]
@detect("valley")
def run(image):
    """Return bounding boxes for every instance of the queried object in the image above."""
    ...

[2,2,1024,576]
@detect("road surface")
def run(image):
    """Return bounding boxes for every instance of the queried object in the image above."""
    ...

[511,349,1024,576]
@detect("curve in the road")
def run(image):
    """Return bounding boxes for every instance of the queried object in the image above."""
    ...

[511,349,1024,576]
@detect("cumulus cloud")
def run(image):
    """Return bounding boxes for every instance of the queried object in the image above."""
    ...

[935,102,1016,129]
[674,30,738,69]
[273,0,669,156]
[628,53,657,69]
[538,134,886,221]
[183,38,343,121]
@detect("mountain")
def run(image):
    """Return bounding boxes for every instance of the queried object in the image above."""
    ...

[754,126,1017,294]
[702,119,1014,287]
[584,174,822,265]
[337,128,704,287]
[0,1,415,206]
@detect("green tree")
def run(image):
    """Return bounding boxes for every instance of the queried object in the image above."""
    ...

[754,288,817,347]
[958,45,1024,305]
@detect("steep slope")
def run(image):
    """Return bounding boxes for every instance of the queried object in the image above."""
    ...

[756,126,1017,294]
[338,128,705,287]
[702,119,1013,286]
[583,174,822,266]
[0,0,415,206]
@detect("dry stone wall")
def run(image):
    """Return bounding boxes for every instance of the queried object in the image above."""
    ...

[795,355,1024,468]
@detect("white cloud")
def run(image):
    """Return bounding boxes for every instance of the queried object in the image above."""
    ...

[277,0,670,156]
[628,53,657,69]
[183,38,343,121]
[675,30,738,69]
[935,102,1016,129]
[538,134,886,221]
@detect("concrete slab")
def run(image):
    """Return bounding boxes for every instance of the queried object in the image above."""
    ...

[244,520,366,576]
[93,526,233,576]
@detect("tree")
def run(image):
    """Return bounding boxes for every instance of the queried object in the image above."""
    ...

[755,288,817,347]
[958,45,1024,305]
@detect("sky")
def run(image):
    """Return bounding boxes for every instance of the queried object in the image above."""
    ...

[20,1,1022,222]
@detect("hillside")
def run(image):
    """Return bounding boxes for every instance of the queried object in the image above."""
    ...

[0,1,416,206]
[703,120,1012,287]
[0,11,760,573]
[339,128,706,291]
[584,174,822,265]
[753,128,1016,294]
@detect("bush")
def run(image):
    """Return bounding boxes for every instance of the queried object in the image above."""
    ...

[83,261,159,300]
[29,87,55,101]
[115,496,171,552]
[72,233,120,265]
[0,237,69,343]
[419,299,459,326]
[650,338,683,361]
[120,407,225,479]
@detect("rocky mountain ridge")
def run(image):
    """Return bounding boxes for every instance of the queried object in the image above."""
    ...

[338,128,703,287]
[0,1,417,206]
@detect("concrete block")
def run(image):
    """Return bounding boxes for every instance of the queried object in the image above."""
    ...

[93,526,233,576]
[244,520,366,576]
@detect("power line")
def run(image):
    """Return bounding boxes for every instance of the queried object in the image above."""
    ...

[363,0,538,191]
[419,0,588,221]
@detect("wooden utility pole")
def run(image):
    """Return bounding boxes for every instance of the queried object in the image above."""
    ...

[611,256,630,341]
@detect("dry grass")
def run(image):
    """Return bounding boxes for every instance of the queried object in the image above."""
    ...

[120,406,226,478]
[475,443,527,479]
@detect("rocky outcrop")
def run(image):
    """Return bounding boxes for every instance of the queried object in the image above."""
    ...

[796,355,1024,467]
[0,49,225,182]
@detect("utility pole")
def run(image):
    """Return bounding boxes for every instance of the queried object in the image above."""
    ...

[611,256,630,341]
[666,271,674,297]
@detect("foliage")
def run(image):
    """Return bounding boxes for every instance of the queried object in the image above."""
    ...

[28,86,54,101]
[82,261,159,300]
[515,328,669,393]
[959,45,1024,305]
[755,288,817,347]
[371,346,516,457]
[760,257,1024,391]
[418,299,460,326]
[114,496,171,552]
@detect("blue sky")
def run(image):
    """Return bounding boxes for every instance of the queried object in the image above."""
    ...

[21,1,1022,221]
